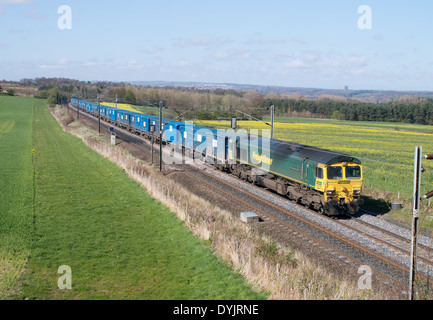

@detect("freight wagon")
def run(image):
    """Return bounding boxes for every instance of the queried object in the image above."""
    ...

[71,98,363,216]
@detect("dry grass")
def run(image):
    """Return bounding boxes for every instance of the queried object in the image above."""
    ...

[51,105,387,300]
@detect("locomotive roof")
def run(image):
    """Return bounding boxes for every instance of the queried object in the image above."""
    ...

[245,134,361,165]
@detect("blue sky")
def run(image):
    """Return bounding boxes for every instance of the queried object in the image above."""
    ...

[1,0,433,91]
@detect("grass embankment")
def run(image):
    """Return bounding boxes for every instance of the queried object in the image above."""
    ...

[2,97,266,300]
[0,96,34,298]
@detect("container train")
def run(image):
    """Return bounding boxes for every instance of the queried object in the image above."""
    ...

[70,98,364,216]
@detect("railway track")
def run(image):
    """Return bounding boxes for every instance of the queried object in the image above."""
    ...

[337,213,433,279]
[181,165,409,289]
[67,104,433,298]
[189,158,433,289]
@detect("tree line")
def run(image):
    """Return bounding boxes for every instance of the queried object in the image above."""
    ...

[5,77,433,125]
[263,98,433,125]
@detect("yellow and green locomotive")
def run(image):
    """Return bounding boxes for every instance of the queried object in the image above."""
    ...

[71,98,363,217]
[225,134,363,216]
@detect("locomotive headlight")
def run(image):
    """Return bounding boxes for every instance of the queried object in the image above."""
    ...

[326,189,336,195]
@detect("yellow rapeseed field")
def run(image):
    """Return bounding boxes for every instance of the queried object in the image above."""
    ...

[102,102,142,113]
[196,118,433,201]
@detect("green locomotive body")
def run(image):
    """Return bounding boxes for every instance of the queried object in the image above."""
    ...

[227,134,364,216]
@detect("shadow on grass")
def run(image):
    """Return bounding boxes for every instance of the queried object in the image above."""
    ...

[355,195,392,217]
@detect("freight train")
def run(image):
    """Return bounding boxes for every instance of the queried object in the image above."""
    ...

[70,98,364,216]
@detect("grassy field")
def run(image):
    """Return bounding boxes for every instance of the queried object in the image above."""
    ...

[0,96,267,300]
[0,96,34,298]
[197,118,433,227]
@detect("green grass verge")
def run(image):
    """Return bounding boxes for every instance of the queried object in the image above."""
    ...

[0,96,34,298]
[2,97,267,300]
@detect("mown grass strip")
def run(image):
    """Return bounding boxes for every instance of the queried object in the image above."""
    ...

[14,100,266,300]
[0,96,34,299]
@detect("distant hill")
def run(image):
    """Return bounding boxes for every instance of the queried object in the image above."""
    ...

[130,81,433,103]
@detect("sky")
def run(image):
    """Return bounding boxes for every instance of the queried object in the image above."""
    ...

[1,0,433,91]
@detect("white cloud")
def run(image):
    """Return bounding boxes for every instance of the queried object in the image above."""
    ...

[284,60,307,68]
[347,55,367,67]
[283,52,368,72]
[0,0,32,3]
[115,60,145,70]
[290,37,307,45]
[27,8,47,20]
[318,58,340,68]
[212,48,252,61]
[174,35,229,48]
[39,58,70,69]
[0,0,32,14]
[178,59,192,67]
[373,34,384,42]
[141,46,165,55]
[244,37,286,45]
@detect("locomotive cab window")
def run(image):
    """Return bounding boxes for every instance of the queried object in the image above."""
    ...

[346,166,361,179]
[315,167,323,179]
[327,166,343,180]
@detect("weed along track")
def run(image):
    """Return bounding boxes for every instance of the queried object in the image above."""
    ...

[64,102,433,299]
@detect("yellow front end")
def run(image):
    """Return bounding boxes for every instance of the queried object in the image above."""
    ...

[315,162,363,215]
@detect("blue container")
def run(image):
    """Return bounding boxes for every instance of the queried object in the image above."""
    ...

[99,104,108,118]
[116,109,131,127]
[106,107,116,122]
[130,112,147,132]
[71,98,79,106]
[165,120,185,146]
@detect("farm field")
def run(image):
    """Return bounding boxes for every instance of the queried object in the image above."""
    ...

[0,96,267,300]
[0,96,34,299]
[196,118,433,226]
